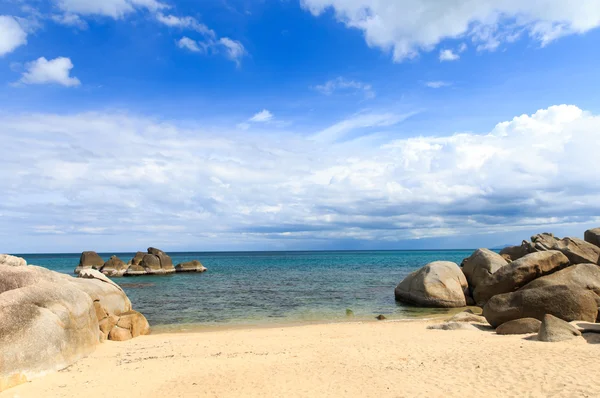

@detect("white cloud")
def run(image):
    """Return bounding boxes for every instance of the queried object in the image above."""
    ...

[51,13,88,29]
[218,37,246,66]
[52,0,166,18]
[249,110,274,123]
[424,81,452,89]
[314,77,375,98]
[1,104,600,252]
[177,36,202,52]
[439,49,459,61]
[156,13,215,37]
[19,57,81,87]
[0,15,27,56]
[301,0,600,61]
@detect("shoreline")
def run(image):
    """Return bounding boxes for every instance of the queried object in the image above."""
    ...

[4,319,600,398]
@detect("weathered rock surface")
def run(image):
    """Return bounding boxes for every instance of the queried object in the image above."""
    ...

[532,234,600,265]
[148,247,176,273]
[0,254,26,267]
[129,251,146,267]
[107,311,150,341]
[175,260,208,273]
[585,228,600,249]
[473,251,570,306]
[427,322,480,331]
[530,233,559,251]
[495,318,541,335]
[538,314,582,342]
[447,311,488,324]
[499,242,532,261]
[395,261,468,308]
[461,249,508,293]
[483,284,598,328]
[75,251,104,274]
[74,269,131,316]
[100,255,129,277]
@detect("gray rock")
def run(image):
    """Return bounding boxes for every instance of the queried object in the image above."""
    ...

[128,251,146,267]
[148,247,176,273]
[74,269,131,316]
[495,318,541,335]
[395,261,468,308]
[538,314,582,342]
[0,254,26,267]
[175,260,208,273]
[534,236,600,265]
[140,253,162,274]
[427,322,480,331]
[448,311,488,324]
[473,250,570,306]
[74,251,104,274]
[483,284,598,328]
[461,248,508,293]
[584,228,600,249]
[100,255,129,277]
[499,242,532,261]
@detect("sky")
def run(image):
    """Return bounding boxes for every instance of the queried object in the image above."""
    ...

[1,0,600,253]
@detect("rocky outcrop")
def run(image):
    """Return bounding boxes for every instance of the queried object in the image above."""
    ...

[483,284,598,328]
[472,251,570,306]
[538,314,582,342]
[74,251,104,274]
[461,249,508,294]
[530,233,559,251]
[499,242,532,261]
[0,254,26,267]
[105,310,150,341]
[532,235,600,265]
[138,248,176,275]
[100,255,129,277]
[395,261,468,308]
[0,258,149,391]
[584,228,600,248]
[175,260,208,273]
[495,318,541,335]
[129,251,146,267]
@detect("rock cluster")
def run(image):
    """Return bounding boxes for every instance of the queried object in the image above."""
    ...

[73,248,208,277]
[0,258,149,391]
[395,228,600,341]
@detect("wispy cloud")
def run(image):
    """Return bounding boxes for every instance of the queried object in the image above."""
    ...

[313,77,375,98]
[424,81,452,89]
[249,109,274,123]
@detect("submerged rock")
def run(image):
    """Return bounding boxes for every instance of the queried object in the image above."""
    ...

[395,261,468,308]
[175,260,207,273]
[495,318,541,335]
[538,314,582,342]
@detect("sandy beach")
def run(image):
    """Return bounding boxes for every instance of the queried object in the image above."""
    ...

[3,319,600,398]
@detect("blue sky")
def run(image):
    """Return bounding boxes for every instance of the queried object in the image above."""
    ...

[1,0,600,253]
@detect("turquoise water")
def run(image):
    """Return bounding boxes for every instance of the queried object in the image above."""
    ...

[18,250,473,330]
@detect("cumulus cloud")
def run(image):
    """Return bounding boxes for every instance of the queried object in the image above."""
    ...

[301,0,600,61]
[52,0,166,18]
[439,49,459,61]
[0,15,27,56]
[19,57,81,87]
[313,77,375,98]
[1,104,599,252]
[249,110,274,123]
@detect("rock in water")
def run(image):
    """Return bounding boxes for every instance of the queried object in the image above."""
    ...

[496,318,541,335]
[461,249,508,293]
[75,251,104,274]
[148,247,176,274]
[538,314,582,342]
[584,228,600,249]
[140,253,162,274]
[472,250,570,306]
[483,284,598,328]
[175,260,208,273]
[395,261,468,308]
[0,254,26,267]
[376,315,387,320]
[129,251,146,267]
[100,255,129,277]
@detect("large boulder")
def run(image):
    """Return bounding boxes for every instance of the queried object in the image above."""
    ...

[0,254,26,267]
[538,314,582,342]
[395,261,468,308]
[495,318,541,335]
[175,260,208,273]
[148,247,176,274]
[472,250,570,306]
[108,310,150,341]
[533,235,600,265]
[483,284,598,328]
[125,263,146,276]
[140,253,162,274]
[72,269,132,316]
[499,242,532,261]
[461,249,508,293]
[584,228,600,248]
[129,251,146,267]
[75,251,104,274]
[530,233,559,251]
[100,255,129,277]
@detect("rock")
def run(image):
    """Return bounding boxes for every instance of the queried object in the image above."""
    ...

[148,247,176,273]
[483,284,598,328]
[108,326,132,342]
[473,250,570,306]
[499,242,532,261]
[461,249,508,293]
[584,228,600,248]
[0,254,26,267]
[495,318,541,335]
[129,251,146,266]
[552,238,600,265]
[376,315,387,320]
[100,255,129,277]
[346,309,354,317]
[427,322,479,331]
[531,233,559,251]
[99,315,118,336]
[175,260,208,273]
[394,261,468,308]
[74,269,131,316]
[115,310,150,338]
[448,311,488,324]
[75,251,104,274]
[140,253,162,274]
[538,314,582,342]
[124,264,146,276]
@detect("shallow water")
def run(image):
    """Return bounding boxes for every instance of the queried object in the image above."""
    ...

[19,250,473,329]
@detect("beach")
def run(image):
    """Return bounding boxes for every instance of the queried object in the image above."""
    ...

[4,319,600,398]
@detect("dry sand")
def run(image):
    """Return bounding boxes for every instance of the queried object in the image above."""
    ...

[3,319,600,398]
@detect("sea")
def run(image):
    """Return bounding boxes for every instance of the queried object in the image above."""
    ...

[17,250,474,332]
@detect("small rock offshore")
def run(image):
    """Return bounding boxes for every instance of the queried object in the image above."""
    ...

[397,227,600,343]
[75,247,208,277]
